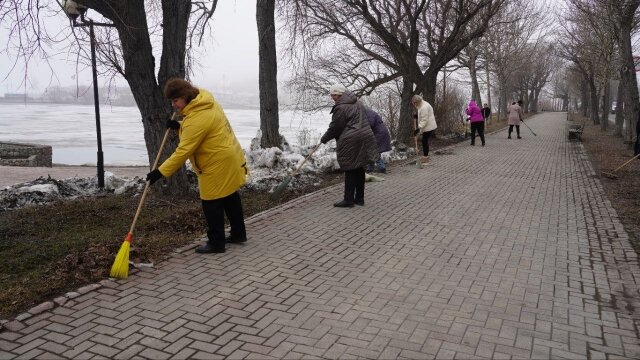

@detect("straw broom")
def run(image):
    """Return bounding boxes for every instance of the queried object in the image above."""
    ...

[110,113,175,279]
[601,153,640,179]
[413,114,423,169]
[270,143,321,201]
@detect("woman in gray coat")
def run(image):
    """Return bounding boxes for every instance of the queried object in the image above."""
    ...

[321,84,379,208]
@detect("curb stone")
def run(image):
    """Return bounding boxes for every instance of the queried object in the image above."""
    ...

[0,281,103,333]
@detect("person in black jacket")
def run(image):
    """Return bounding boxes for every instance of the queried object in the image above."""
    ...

[481,103,491,123]
[321,84,379,208]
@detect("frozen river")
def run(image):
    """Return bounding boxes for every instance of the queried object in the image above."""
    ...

[0,103,331,166]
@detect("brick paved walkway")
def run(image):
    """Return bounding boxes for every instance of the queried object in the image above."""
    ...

[1,112,639,359]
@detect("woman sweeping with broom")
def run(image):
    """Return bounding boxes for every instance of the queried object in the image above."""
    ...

[146,78,249,254]
[321,84,379,207]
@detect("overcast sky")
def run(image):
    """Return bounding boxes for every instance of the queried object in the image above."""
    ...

[0,0,260,95]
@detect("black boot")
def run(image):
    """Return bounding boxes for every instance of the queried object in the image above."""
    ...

[195,242,225,254]
[334,200,354,208]
[225,235,247,244]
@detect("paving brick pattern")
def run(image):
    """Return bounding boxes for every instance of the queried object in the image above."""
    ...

[1,112,639,359]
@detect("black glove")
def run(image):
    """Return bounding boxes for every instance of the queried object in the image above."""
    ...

[413,129,420,136]
[166,119,180,130]
[146,169,163,184]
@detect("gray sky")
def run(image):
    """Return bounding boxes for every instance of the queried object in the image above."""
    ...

[0,0,259,95]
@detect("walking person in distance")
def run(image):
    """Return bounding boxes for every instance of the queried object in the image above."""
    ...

[481,103,491,124]
[146,78,249,254]
[321,84,379,208]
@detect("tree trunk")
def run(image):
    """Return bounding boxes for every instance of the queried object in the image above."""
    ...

[619,21,640,145]
[581,78,589,117]
[601,80,610,131]
[532,88,541,113]
[398,76,415,147]
[498,75,509,122]
[615,73,625,137]
[486,70,492,116]
[469,60,482,105]
[589,77,599,125]
[562,92,569,112]
[257,0,282,149]
[113,0,191,195]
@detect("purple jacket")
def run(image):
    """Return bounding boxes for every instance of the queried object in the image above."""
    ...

[365,108,392,153]
[466,100,484,122]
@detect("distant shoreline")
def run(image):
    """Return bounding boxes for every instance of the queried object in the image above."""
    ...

[0,99,261,110]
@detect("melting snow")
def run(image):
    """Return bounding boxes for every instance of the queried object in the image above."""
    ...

[0,136,409,211]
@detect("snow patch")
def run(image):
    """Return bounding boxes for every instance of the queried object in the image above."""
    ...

[1,145,409,211]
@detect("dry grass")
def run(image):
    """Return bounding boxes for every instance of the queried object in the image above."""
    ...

[575,115,640,252]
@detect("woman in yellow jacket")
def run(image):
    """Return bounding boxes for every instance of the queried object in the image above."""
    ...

[146,78,248,254]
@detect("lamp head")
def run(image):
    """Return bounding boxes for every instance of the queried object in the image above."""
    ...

[62,0,87,21]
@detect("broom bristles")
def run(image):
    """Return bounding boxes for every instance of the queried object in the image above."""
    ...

[110,233,132,279]
[270,176,292,201]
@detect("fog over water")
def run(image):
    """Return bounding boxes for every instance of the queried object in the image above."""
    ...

[0,103,331,166]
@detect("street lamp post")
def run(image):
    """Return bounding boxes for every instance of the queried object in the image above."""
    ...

[61,1,114,188]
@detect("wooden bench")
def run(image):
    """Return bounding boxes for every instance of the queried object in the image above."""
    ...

[568,123,584,141]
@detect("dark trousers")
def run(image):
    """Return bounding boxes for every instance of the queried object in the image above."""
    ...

[421,130,434,156]
[508,125,520,137]
[470,122,485,145]
[344,167,365,203]
[201,191,246,249]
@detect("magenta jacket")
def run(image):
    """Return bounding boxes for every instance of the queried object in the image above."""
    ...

[466,100,484,122]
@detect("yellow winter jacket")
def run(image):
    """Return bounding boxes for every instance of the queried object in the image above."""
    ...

[158,89,247,200]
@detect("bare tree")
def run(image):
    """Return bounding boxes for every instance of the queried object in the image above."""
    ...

[457,38,484,105]
[610,0,640,144]
[562,0,639,140]
[483,0,546,121]
[280,0,506,145]
[1,0,219,194]
[257,0,283,149]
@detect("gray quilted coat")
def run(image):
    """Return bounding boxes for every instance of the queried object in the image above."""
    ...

[321,91,379,170]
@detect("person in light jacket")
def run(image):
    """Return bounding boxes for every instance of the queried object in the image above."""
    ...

[466,100,486,146]
[507,101,524,139]
[321,84,379,208]
[411,94,438,163]
[146,78,248,254]
[365,107,392,173]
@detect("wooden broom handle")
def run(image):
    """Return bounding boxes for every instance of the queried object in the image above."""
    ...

[611,152,640,173]
[291,143,321,177]
[128,112,176,235]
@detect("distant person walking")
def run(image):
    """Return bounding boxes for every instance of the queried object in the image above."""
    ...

[411,94,438,163]
[507,101,524,139]
[482,103,491,123]
[321,84,379,208]
[146,78,248,254]
[466,100,486,146]
[365,107,392,173]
